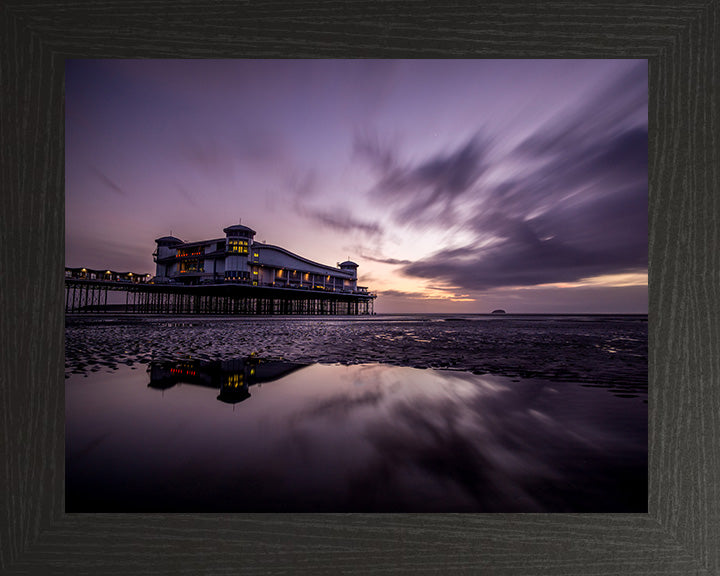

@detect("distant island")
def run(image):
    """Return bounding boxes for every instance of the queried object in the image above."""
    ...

[491,309,506,314]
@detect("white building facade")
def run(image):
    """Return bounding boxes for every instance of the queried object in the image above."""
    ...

[153,224,367,294]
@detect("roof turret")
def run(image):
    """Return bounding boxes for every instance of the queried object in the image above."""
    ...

[155,236,183,245]
[223,224,256,236]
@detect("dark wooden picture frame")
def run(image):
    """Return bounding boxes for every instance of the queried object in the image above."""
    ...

[1,2,718,574]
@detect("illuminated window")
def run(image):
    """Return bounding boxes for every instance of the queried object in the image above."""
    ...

[228,239,249,254]
[180,259,203,273]
[227,374,243,388]
[225,271,250,282]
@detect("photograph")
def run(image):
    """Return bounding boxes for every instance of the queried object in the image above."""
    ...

[64,59,648,512]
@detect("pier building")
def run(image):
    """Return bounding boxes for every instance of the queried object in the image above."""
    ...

[64,222,375,315]
[153,223,366,295]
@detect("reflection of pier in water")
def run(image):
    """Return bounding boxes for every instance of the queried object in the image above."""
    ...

[148,356,308,404]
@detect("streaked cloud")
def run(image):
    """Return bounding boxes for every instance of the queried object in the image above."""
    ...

[91,167,125,196]
[357,132,489,225]
[361,254,412,266]
[392,61,648,292]
[297,205,383,238]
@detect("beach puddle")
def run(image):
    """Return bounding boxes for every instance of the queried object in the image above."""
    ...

[66,357,647,512]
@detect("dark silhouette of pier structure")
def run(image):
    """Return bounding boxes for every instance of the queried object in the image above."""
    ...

[64,267,375,315]
[148,356,308,405]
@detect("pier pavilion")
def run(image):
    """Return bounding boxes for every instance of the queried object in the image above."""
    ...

[65,223,376,315]
[153,223,365,293]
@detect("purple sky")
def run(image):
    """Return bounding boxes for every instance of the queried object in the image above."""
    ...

[66,59,647,313]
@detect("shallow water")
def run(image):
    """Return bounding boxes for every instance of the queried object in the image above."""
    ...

[66,357,647,512]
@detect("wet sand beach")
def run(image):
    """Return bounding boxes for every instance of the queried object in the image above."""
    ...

[66,314,647,393]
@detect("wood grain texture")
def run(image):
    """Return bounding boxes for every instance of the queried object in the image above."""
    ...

[1,1,718,574]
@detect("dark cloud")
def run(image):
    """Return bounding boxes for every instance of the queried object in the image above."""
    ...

[91,167,125,196]
[286,170,318,198]
[378,288,466,300]
[426,285,457,292]
[176,184,199,208]
[356,132,489,224]
[360,254,412,266]
[356,273,378,285]
[404,185,647,290]
[516,62,647,161]
[353,131,395,173]
[298,205,382,238]
[398,63,647,291]
[378,289,428,299]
